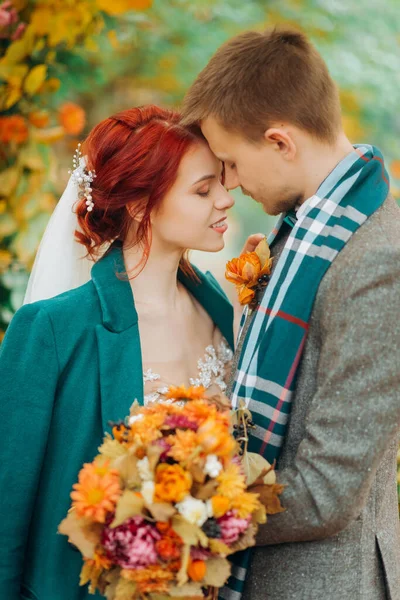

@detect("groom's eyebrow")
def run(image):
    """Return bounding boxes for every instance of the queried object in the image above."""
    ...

[192,174,216,185]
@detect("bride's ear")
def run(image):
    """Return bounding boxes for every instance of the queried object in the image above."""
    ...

[126,199,148,222]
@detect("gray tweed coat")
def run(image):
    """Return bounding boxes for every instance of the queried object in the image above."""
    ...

[231,195,400,600]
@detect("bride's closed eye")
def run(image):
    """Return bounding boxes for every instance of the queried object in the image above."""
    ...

[197,187,211,197]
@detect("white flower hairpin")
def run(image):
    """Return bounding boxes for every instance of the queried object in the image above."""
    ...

[69,143,96,212]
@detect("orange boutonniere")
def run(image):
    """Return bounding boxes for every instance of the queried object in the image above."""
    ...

[225,238,273,308]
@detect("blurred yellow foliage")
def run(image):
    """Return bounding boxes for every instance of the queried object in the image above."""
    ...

[95,0,153,15]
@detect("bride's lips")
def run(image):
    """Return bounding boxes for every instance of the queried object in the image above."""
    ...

[210,216,228,234]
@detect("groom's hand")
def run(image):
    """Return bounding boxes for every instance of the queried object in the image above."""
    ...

[241,233,265,255]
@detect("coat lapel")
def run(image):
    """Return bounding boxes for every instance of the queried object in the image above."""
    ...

[92,244,143,434]
[92,245,234,434]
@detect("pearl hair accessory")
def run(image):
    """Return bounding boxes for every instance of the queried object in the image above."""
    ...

[68,143,96,212]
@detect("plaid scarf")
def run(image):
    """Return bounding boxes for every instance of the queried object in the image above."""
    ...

[220,145,389,600]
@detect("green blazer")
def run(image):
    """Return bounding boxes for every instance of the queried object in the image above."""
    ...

[0,244,233,600]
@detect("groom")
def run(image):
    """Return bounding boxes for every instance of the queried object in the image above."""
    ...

[182,28,400,599]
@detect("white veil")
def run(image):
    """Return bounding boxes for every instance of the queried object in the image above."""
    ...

[23,163,96,304]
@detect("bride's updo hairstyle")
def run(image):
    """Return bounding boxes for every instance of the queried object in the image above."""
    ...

[75,105,204,273]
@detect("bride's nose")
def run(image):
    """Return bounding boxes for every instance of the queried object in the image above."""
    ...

[215,188,235,210]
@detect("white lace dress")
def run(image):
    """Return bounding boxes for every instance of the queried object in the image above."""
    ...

[142,336,233,405]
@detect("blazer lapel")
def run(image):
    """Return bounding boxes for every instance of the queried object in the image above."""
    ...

[92,244,144,434]
[92,245,234,435]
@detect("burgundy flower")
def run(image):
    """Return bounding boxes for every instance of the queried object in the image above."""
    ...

[218,511,251,546]
[164,414,198,431]
[101,516,161,568]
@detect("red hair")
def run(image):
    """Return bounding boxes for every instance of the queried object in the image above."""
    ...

[75,105,205,275]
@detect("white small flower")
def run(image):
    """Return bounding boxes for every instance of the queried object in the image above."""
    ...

[141,480,155,505]
[128,413,144,425]
[204,454,223,479]
[137,456,153,481]
[176,495,208,527]
[206,499,214,519]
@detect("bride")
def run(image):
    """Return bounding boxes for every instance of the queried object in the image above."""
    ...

[0,105,235,600]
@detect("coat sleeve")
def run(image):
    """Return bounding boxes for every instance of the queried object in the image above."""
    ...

[0,303,59,598]
[256,247,400,545]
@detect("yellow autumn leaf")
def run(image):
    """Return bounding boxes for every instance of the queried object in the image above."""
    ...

[24,65,48,96]
[0,250,12,274]
[30,7,52,35]
[3,86,22,110]
[110,490,144,528]
[18,146,45,171]
[0,213,18,238]
[0,166,19,197]
[1,26,35,64]
[96,0,153,15]
[0,64,28,82]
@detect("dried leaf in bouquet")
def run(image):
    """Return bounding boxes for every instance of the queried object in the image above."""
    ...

[171,514,208,548]
[112,451,141,489]
[110,490,144,528]
[176,543,190,586]
[228,522,258,553]
[201,557,232,587]
[98,436,129,460]
[58,510,101,558]
[166,582,204,598]
[113,577,137,600]
[248,482,286,515]
[208,538,231,557]
[147,502,177,522]
[191,478,218,500]
[243,452,276,486]
[104,568,121,599]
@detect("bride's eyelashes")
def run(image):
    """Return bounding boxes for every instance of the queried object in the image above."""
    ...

[197,188,211,198]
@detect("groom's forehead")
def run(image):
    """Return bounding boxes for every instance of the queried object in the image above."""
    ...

[201,117,235,155]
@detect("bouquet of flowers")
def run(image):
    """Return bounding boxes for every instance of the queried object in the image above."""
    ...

[59,385,283,599]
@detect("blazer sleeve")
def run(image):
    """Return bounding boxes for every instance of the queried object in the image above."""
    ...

[0,303,59,598]
[256,247,400,545]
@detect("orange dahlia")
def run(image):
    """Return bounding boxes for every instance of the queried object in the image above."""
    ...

[197,417,236,458]
[166,385,206,401]
[0,115,29,144]
[71,461,121,523]
[182,399,217,425]
[225,239,273,306]
[167,429,200,464]
[154,463,192,503]
[58,102,86,136]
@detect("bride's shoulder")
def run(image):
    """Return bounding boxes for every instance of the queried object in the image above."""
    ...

[14,279,100,331]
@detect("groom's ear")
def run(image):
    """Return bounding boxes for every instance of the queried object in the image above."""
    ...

[264,127,297,161]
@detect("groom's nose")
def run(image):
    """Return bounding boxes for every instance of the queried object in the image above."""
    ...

[224,168,240,191]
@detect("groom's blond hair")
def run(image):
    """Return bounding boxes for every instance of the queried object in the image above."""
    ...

[181,27,342,143]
